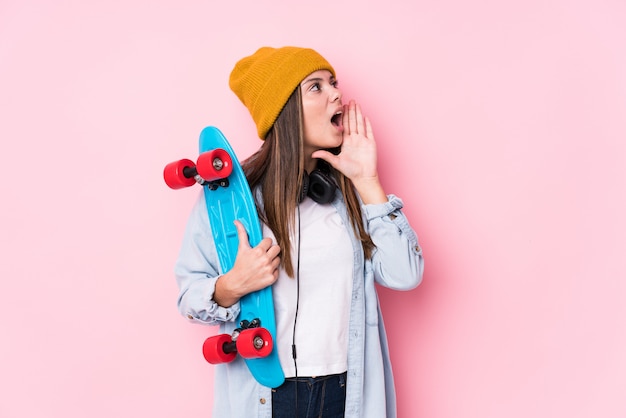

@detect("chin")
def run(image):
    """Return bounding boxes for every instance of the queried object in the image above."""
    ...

[326,138,343,150]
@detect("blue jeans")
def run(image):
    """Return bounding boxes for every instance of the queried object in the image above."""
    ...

[272,372,347,418]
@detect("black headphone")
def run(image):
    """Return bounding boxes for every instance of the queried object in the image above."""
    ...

[299,160,336,204]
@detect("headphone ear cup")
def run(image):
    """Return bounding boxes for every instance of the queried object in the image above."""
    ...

[307,169,336,204]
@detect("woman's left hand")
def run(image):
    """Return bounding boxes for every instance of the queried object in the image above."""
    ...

[312,100,388,204]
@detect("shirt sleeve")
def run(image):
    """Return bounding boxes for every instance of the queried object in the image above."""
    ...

[363,194,424,290]
[174,194,240,325]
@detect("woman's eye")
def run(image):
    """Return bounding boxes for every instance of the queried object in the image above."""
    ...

[310,82,321,91]
[331,80,339,88]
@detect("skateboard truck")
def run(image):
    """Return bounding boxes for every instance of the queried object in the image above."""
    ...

[222,318,263,351]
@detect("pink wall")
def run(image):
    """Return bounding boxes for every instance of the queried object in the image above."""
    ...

[2,0,625,417]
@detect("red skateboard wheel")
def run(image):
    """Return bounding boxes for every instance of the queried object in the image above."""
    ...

[163,158,196,189]
[236,328,273,359]
[196,148,233,181]
[203,334,236,364]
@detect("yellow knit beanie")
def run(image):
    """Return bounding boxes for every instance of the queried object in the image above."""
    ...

[229,46,335,140]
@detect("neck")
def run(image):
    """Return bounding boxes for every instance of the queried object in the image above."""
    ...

[305,158,317,174]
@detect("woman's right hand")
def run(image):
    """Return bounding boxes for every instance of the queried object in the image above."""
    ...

[213,220,281,308]
[312,100,387,204]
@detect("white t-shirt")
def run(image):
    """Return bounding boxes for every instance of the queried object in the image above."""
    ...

[266,197,354,378]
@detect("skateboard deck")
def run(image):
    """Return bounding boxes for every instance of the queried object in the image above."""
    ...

[164,126,285,388]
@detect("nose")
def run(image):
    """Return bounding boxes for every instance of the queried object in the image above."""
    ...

[332,87,342,103]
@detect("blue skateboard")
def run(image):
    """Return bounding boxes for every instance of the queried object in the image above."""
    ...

[164,126,285,388]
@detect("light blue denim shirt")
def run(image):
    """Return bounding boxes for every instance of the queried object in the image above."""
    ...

[175,192,424,418]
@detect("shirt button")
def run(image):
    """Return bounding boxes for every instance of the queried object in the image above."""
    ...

[260,398,266,404]
[186,314,193,320]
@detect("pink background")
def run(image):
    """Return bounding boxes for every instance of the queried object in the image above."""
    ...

[1,0,625,417]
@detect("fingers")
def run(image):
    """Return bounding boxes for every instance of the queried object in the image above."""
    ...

[265,240,281,259]
[355,102,365,135]
[344,101,356,135]
[230,220,281,296]
[344,100,365,136]
[254,234,280,280]
[365,116,374,141]
[234,220,251,249]
[255,239,281,287]
[235,220,277,255]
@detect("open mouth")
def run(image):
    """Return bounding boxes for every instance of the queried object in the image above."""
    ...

[331,111,343,127]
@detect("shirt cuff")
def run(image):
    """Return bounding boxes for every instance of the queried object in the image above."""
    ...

[184,276,240,324]
[363,194,404,221]
[206,300,240,323]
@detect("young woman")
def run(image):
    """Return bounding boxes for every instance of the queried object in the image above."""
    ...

[175,46,424,418]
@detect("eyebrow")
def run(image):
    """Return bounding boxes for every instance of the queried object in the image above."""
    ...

[301,75,336,86]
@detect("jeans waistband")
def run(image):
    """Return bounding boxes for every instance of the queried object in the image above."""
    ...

[284,371,347,384]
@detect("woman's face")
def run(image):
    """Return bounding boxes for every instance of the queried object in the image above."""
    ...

[300,70,344,157]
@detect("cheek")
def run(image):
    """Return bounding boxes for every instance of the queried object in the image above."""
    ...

[304,107,326,129]
[302,114,315,137]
